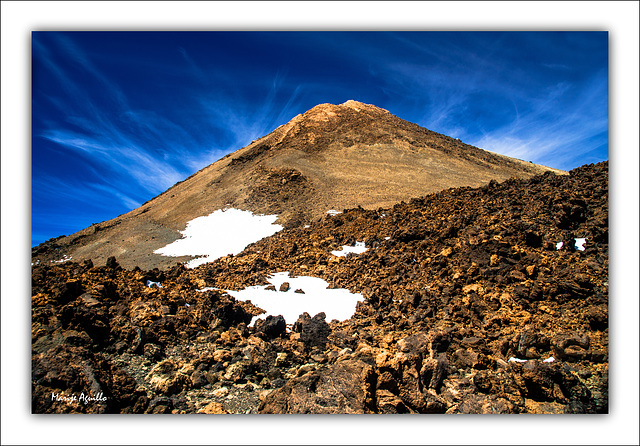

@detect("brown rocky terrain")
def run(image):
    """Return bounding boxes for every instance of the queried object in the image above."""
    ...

[31,100,564,270]
[31,161,607,414]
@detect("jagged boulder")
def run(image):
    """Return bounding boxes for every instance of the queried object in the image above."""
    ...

[293,312,331,351]
[259,359,376,414]
[255,315,287,339]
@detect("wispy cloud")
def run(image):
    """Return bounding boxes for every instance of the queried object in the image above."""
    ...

[88,182,141,210]
[33,32,311,246]
[471,72,608,169]
[40,128,185,194]
[372,35,608,171]
[34,34,219,197]
[33,173,141,213]
[197,72,304,152]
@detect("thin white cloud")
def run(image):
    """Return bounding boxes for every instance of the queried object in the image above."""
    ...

[34,35,221,198]
[33,173,137,208]
[38,34,307,214]
[41,128,185,194]
[88,182,141,210]
[197,72,304,154]
[53,33,131,111]
[470,72,608,169]
[374,51,607,171]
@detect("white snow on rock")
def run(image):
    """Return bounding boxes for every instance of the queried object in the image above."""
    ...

[51,254,72,264]
[555,239,587,251]
[508,356,556,363]
[575,238,587,251]
[154,208,283,268]
[146,280,162,288]
[331,241,368,257]
[326,210,342,216]
[226,272,364,326]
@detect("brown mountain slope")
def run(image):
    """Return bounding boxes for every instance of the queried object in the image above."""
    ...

[32,100,565,270]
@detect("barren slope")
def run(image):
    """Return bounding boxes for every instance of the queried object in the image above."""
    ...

[32,100,564,270]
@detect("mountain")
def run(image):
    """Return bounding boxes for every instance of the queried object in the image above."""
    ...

[32,100,565,270]
[31,161,608,414]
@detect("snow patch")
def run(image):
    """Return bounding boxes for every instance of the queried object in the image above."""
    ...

[146,280,162,288]
[509,356,555,363]
[227,272,364,326]
[51,254,72,264]
[556,241,564,250]
[575,238,587,251]
[331,241,368,257]
[326,210,342,216]
[154,208,283,268]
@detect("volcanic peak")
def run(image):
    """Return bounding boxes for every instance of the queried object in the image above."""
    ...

[32,100,565,270]
[281,100,387,130]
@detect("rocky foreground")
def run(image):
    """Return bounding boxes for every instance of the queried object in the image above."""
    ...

[31,162,608,414]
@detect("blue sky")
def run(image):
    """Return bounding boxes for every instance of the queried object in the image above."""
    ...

[32,31,608,246]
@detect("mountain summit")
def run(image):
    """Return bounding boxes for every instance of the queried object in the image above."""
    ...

[33,100,564,269]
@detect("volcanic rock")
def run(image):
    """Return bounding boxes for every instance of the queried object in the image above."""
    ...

[294,312,331,351]
[198,402,229,414]
[255,315,287,339]
[258,359,377,414]
[31,161,608,414]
